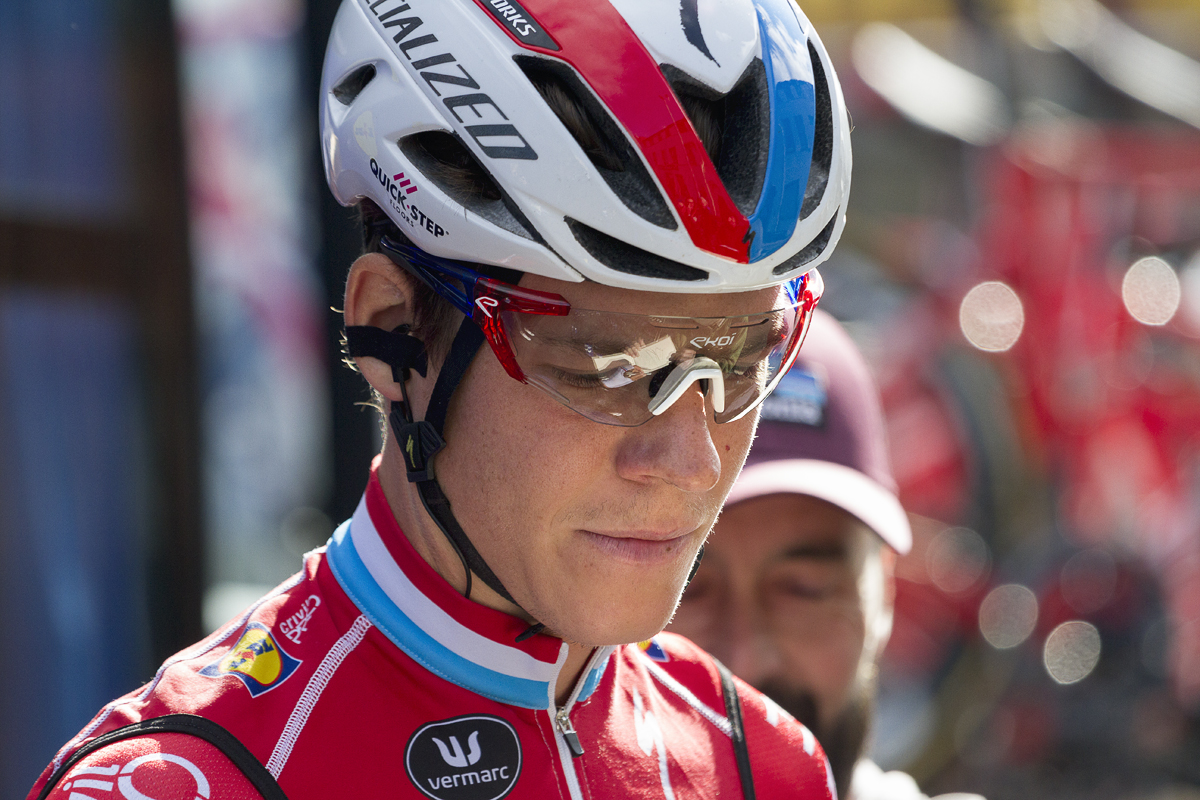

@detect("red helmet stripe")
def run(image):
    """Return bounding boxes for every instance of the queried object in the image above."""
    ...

[472,0,752,263]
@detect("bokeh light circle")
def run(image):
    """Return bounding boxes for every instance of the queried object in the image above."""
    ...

[1122,257,1180,326]
[1043,620,1102,684]
[959,281,1025,351]
[979,584,1039,649]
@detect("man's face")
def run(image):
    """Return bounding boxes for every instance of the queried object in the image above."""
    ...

[431,275,788,648]
[669,493,891,789]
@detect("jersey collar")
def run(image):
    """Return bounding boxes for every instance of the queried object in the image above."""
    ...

[327,466,612,710]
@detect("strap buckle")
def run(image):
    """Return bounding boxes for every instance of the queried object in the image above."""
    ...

[393,413,446,483]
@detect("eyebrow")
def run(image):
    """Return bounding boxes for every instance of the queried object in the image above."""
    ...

[534,335,629,354]
[779,543,848,561]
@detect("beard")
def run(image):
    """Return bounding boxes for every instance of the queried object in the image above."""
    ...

[756,678,874,798]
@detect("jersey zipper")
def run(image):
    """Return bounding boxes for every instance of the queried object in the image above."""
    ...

[550,646,612,800]
[556,705,584,757]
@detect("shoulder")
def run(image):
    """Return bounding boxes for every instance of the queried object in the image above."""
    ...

[633,632,812,738]
[36,553,361,794]
[851,759,988,800]
[626,633,835,797]
[29,717,283,800]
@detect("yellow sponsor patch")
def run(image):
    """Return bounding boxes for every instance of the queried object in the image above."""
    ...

[201,622,301,697]
[637,638,670,662]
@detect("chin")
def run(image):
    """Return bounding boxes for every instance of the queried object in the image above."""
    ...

[540,586,681,648]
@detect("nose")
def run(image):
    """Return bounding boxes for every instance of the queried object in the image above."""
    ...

[616,384,721,492]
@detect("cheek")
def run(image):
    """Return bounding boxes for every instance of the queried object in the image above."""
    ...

[777,606,868,703]
[439,355,612,533]
[713,416,756,483]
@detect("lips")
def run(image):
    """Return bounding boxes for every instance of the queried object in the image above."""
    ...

[579,527,699,565]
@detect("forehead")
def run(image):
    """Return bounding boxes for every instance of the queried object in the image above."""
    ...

[521,274,788,318]
[707,493,876,565]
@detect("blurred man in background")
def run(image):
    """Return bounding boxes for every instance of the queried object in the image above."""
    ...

[671,310,983,800]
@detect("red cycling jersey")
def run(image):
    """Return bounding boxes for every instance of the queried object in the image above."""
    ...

[30,466,836,799]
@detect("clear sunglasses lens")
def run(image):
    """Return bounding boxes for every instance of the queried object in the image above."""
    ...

[502,304,805,426]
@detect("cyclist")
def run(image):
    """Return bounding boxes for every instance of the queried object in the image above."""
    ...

[30,0,850,796]
[671,311,984,799]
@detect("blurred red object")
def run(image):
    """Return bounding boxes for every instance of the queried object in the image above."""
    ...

[979,126,1200,707]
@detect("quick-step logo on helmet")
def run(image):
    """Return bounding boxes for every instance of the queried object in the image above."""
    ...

[199,622,302,697]
[406,715,522,800]
[362,0,537,160]
[370,158,448,238]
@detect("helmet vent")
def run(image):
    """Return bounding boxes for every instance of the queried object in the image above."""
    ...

[663,61,770,217]
[566,218,707,282]
[772,208,837,275]
[400,131,540,241]
[515,56,678,231]
[332,64,377,106]
[799,41,833,221]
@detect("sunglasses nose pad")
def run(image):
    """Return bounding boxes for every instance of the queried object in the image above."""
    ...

[647,357,726,416]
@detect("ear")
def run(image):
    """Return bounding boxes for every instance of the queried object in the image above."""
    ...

[874,545,898,653]
[344,251,419,404]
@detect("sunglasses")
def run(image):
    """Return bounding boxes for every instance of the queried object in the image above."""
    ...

[380,236,823,427]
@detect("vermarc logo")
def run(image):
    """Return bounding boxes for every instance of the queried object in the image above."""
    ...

[434,731,482,767]
[406,715,521,800]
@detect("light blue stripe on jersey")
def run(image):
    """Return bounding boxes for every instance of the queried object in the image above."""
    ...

[576,651,608,703]
[326,518,552,709]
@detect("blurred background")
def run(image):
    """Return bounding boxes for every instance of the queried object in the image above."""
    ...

[2,0,1199,795]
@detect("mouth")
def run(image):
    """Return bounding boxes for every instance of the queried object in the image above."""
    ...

[579,528,699,566]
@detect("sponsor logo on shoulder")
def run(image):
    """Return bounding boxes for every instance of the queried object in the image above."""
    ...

[477,0,559,50]
[280,594,321,644]
[406,715,521,800]
[200,621,302,697]
[761,365,827,427]
[637,638,670,663]
[59,753,210,799]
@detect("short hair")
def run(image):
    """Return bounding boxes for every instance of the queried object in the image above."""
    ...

[357,198,460,367]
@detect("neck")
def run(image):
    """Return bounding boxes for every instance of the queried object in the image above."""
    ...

[377,442,595,706]
[557,641,595,705]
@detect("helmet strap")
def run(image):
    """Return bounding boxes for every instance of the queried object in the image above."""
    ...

[345,320,523,610]
[686,545,705,588]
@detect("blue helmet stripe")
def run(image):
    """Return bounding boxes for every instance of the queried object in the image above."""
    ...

[747,0,817,263]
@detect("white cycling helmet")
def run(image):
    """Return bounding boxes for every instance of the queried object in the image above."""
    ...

[321,0,851,294]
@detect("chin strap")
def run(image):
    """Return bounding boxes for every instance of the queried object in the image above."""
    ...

[345,323,522,610]
[346,321,704,644]
[686,545,705,587]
